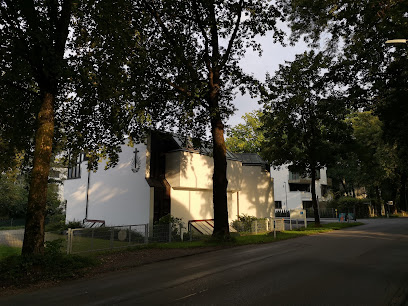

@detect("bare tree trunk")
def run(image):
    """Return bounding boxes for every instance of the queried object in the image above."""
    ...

[400,173,407,212]
[22,92,55,255]
[311,166,321,226]
[211,114,229,238]
[208,65,229,238]
[375,186,382,216]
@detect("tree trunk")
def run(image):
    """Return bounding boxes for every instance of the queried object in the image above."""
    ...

[208,66,229,238]
[22,92,55,255]
[400,173,407,212]
[311,166,321,226]
[375,186,382,216]
[211,114,229,238]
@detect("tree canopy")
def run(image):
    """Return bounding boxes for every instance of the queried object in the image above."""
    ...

[278,0,408,211]
[226,110,264,154]
[132,0,285,238]
[1,0,288,250]
[261,51,352,224]
[0,0,154,254]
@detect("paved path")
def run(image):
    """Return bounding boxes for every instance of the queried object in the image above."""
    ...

[1,218,408,305]
[0,229,24,248]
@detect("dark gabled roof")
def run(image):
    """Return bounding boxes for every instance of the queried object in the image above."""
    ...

[233,153,270,172]
[153,131,264,164]
[169,134,241,161]
[233,153,268,166]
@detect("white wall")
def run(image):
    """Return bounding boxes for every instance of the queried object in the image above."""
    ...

[239,165,274,218]
[167,151,274,222]
[270,165,328,210]
[64,143,151,226]
[166,151,242,192]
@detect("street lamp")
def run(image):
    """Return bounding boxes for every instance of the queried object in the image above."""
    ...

[386,39,407,44]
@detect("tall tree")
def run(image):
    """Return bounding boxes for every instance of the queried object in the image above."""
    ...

[133,1,284,238]
[0,0,148,254]
[261,51,351,225]
[278,0,408,211]
[376,56,408,211]
[0,0,74,255]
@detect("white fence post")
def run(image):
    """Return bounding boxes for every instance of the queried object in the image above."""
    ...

[273,219,276,238]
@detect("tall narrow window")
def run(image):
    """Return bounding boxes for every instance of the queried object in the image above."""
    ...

[67,154,83,179]
[131,148,141,173]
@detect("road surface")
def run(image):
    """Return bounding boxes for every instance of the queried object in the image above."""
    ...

[1,218,408,305]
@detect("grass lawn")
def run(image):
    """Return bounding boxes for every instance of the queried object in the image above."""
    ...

[0,245,21,260]
[120,222,364,250]
[0,226,25,231]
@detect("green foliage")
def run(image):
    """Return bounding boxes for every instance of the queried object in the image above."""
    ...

[278,0,408,211]
[327,197,371,219]
[0,252,96,288]
[231,214,259,232]
[0,173,65,224]
[0,174,28,218]
[328,111,398,208]
[261,51,352,224]
[261,51,352,174]
[155,214,184,240]
[0,236,95,288]
[65,220,84,229]
[0,245,21,260]
[226,111,265,153]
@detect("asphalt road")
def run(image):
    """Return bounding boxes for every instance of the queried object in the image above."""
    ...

[1,218,408,305]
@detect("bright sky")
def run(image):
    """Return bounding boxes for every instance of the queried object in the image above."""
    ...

[227,32,309,128]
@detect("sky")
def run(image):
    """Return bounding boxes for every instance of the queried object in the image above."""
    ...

[226,32,309,128]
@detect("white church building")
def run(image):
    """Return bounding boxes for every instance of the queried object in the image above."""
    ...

[63,132,275,228]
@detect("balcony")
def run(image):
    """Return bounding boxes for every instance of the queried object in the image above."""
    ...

[288,171,320,184]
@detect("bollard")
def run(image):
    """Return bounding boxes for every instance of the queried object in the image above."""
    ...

[273,219,276,238]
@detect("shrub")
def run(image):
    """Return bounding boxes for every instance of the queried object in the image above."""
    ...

[231,214,258,232]
[0,239,96,287]
[153,214,184,242]
[327,197,371,218]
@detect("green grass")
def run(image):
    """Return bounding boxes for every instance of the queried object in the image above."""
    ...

[0,245,21,260]
[0,240,97,288]
[0,225,25,231]
[117,222,365,250]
